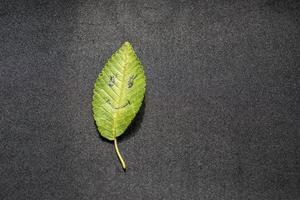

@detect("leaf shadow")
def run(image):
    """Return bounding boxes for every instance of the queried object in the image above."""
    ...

[94,98,146,144]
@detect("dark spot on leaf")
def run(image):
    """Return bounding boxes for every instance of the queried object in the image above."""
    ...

[128,75,137,88]
[108,75,115,87]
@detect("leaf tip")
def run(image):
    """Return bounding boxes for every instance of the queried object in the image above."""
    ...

[123,41,132,49]
[124,41,131,45]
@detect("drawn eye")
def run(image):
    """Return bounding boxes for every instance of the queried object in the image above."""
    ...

[108,75,115,87]
[128,75,137,88]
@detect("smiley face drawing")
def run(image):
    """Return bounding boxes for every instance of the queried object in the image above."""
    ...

[105,74,137,109]
[92,42,146,141]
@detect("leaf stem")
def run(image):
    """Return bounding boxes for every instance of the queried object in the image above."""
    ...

[114,138,126,170]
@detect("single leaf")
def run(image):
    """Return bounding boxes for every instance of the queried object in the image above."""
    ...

[92,41,146,170]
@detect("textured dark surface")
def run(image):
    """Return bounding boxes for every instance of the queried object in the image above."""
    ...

[0,0,299,199]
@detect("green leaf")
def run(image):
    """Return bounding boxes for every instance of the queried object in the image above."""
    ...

[92,41,146,170]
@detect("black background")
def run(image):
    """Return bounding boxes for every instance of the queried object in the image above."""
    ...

[0,0,299,199]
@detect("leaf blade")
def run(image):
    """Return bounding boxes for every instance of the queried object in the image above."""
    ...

[92,41,146,141]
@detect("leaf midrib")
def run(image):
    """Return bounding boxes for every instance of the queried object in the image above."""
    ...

[112,49,130,138]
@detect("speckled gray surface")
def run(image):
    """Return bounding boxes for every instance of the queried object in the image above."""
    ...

[0,0,299,199]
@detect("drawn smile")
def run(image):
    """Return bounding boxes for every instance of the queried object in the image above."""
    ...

[106,99,131,109]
